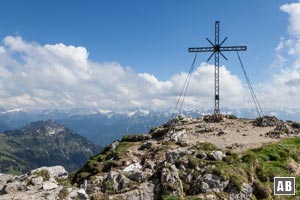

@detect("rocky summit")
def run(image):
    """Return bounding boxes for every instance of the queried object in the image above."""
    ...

[1,115,300,200]
[70,115,300,200]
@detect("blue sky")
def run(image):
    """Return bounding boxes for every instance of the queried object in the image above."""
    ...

[0,0,299,112]
[0,0,293,80]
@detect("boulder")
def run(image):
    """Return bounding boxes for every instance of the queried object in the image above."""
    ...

[42,181,58,190]
[109,140,120,151]
[200,182,210,193]
[103,171,132,193]
[208,151,226,161]
[2,181,25,194]
[169,129,186,142]
[196,152,207,159]
[203,173,229,193]
[30,166,68,181]
[77,188,89,200]
[166,148,192,164]
[160,164,184,197]
[143,160,155,170]
[217,130,228,136]
[253,116,281,127]
[123,163,142,172]
[31,176,43,186]
[0,174,13,191]
[229,183,252,200]
[108,182,154,200]
[206,194,217,200]
[122,162,151,183]
[139,141,152,150]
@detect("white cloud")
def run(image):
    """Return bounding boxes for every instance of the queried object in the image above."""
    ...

[0,36,250,111]
[280,2,300,36]
[2,0,300,113]
[258,2,300,110]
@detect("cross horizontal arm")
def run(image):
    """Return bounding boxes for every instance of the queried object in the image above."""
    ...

[219,46,247,51]
[188,47,214,52]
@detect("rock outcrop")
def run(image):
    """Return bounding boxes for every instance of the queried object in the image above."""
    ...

[69,115,300,199]
[2,115,300,200]
[0,166,88,200]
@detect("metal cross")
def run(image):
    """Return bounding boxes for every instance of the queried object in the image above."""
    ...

[189,21,247,116]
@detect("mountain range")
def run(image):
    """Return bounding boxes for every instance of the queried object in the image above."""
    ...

[1,107,300,147]
[0,120,102,174]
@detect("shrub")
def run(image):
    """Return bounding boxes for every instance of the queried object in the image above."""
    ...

[58,187,68,199]
[35,169,50,181]
[291,122,300,129]
[226,114,238,119]
[151,127,170,138]
[252,182,270,199]
[121,134,151,142]
[102,160,119,172]
[228,175,243,191]
[195,142,218,151]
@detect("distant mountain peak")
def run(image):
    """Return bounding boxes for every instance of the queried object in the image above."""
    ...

[22,119,66,136]
[0,119,102,174]
[3,119,67,137]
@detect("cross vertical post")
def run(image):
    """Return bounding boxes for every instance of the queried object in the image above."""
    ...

[214,21,220,115]
[188,21,247,117]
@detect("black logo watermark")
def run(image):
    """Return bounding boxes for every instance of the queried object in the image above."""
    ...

[274,177,295,195]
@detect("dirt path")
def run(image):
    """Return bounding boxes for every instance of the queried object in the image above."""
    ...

[180,118,279,152]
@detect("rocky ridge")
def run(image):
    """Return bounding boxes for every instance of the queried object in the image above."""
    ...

[70,115,300,199]
[1,115,300,200]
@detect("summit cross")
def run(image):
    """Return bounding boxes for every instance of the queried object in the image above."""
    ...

[189,21,247,116]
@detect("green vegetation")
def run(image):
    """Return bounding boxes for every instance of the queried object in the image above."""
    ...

[73,134,300,199]
[224,138,300,198]
[72,140,135,184]
[36,169,50,181]
[291,122,300,129]
[121,134,150,142]
[176,138,300,199]
[162,195,201,200]
[192,142,219,151]
[58,187,68,199]
[103,180,115,194]
[225,114,238,119]
[151,127,171,138]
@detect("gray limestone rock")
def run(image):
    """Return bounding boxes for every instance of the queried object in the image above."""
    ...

[169,129,186,142]
[77,188,89,200]
[103,171,132,193]
[110,140,120,151]
[31,176,43,186]
[108,182,154,200]
[0,174,13,192]
[203,173,229,193]
[160,164,184,197]
[2,181,26,194]
[229,183,252,200]
[208,151,226,161]
[166,148,192,164]
[139,141,152,150]
[42,181,58,190]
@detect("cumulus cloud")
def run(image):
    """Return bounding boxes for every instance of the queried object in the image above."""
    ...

[261,2,300,110]
[1,2,300,113]
[0,36,250,111]
[280,2,300,36]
